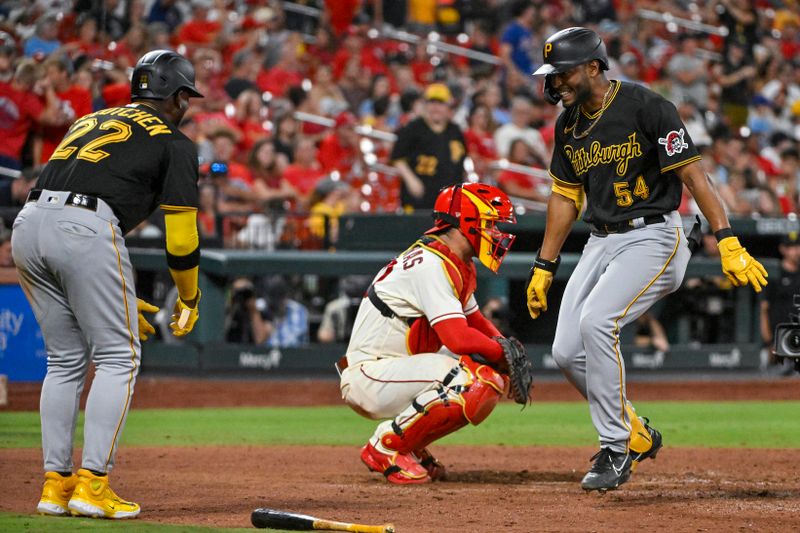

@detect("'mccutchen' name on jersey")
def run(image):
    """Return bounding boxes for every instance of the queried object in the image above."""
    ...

[549,81,701,225]
[78,105,173,136]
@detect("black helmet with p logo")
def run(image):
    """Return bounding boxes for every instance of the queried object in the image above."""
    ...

[532,27,609,77]
[131,50,204,100]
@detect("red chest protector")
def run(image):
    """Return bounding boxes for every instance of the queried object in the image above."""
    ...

[416,236,477,306]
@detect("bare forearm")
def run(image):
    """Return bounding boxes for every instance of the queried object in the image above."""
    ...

[251,311,272,344]
[394,160,425,199]
[540,192,578,261]
[760,302,771,344]
[677,162,731,234]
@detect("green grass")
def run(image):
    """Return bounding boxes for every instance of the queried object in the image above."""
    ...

[2,401,800,449]
[0,514,259,532]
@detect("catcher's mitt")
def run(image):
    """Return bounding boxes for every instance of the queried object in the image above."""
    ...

[495,336,534,406]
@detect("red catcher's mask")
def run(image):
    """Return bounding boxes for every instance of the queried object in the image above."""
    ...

[425,183,517,272]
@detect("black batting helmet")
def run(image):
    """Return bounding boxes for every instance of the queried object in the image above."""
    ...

[532,27,609,76]
[131,50,203,100]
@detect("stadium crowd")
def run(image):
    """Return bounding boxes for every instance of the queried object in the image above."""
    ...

[1,0,799,347]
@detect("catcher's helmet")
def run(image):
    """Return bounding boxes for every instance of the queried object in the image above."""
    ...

[532,27,609,77]
[425,183,516,273]
[131,50,203,100]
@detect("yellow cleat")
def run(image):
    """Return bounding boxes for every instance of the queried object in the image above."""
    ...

[37,471,78,516]
[626,403,662,472]
[67,469,140,519]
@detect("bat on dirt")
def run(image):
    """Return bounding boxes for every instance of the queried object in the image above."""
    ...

[251,508,395,533]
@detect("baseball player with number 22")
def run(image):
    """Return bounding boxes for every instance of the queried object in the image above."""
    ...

[13,50,203,518]
[526,28,769,492]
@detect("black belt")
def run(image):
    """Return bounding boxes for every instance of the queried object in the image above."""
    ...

[367,285,418,326]
[589,214,665,236]
[27,189,99,211]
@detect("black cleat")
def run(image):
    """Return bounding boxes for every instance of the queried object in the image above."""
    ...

[581,448,632,492]
[630,417,662,470]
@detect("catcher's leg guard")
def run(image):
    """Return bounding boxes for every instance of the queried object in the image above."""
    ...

[378,357,504,456]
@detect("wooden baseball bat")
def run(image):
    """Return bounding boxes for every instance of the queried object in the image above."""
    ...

[251,508,395,533]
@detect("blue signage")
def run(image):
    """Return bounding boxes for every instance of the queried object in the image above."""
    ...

[0,285,47,382]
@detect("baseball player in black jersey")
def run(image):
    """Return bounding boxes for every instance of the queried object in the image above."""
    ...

[525,28,768,492]
[12,50,203,518]
[391,83,467,210]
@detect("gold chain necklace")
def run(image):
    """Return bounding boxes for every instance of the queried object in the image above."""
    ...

[570,81,615,140]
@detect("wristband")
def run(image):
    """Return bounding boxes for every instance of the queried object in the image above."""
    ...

[714,228,735,242]
[533,253,561,274]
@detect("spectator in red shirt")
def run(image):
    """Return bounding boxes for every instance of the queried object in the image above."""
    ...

[463,103,498,176]
[36,55,92,165]
[305,26,336,72]
[203,128,253,188]
[177,0,222,49]
[332,28,387,81]
[232,89,269,155]
[495,138,549,204]
[192,47,229,113]
[256,34,304,98]
[111,24,149,70]
[248,138,295,209]
[284,137,326,206]
[64,14,105,60]
[324,0,361,38]
[318,111,361,176]
[0,60,63,178]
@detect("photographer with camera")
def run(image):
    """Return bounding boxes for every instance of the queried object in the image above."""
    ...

[760,231,800,375]
[225,277,272,344]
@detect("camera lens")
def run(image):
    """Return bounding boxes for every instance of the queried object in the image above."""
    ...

[776,325,800,357]
[791,333,800,351]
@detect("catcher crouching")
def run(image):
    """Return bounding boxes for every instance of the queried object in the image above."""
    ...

[338,183,534,484]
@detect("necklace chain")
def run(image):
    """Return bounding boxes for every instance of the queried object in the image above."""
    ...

[571,81,615,140]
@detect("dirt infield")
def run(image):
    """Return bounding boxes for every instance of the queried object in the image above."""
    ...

[5,376,800,410]
[3,378,800,531]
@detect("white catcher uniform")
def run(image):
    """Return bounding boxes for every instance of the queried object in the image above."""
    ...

[340,241,481,419]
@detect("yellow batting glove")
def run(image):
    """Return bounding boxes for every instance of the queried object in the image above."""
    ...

[136,298,160,341]
[718,236,768,293]
[170,289,201,337]
[526,254,560,320]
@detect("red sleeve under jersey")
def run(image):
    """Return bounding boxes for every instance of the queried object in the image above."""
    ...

[466,309,503,338]
[432,317,503,363]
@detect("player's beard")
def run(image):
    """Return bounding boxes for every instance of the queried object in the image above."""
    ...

[566,81,592,109]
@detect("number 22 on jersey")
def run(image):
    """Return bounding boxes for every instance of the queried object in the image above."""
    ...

[613,175,649,207]
[50,117,133,163]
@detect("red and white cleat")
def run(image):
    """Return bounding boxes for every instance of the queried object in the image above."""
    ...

[360,443,430,485]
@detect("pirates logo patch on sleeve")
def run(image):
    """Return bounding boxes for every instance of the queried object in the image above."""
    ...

[658,128,688,156]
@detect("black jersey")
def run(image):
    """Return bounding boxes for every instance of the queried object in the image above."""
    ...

[391,117,466,209]
[37,103,199,234]
[549,81,701,225]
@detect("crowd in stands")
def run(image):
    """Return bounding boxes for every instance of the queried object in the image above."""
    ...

[2,0,800,348]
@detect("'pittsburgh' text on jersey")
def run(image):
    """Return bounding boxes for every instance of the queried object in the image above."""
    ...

[549,81,701,224]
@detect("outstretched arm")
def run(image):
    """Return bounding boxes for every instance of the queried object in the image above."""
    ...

[676,161,768,292]
[162,208,201,335]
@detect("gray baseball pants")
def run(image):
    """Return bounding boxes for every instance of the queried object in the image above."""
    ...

[12,190,140,473]
[551,211,691,453]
